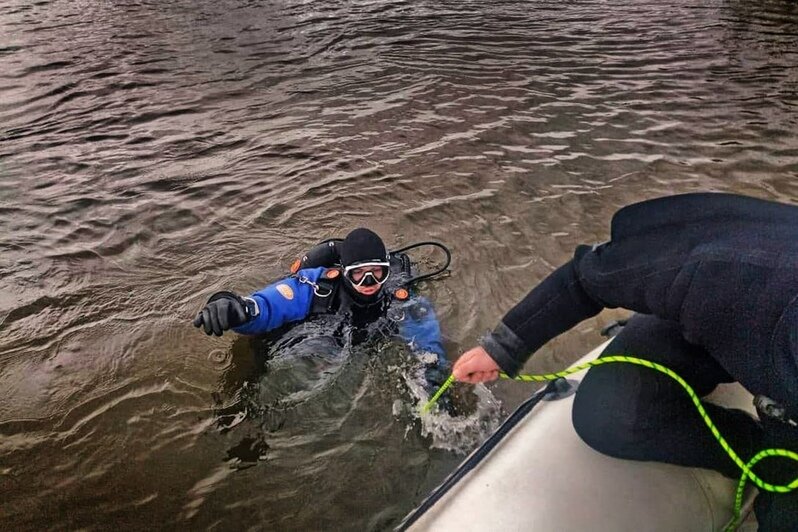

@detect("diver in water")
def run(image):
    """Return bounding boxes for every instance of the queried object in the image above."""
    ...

[453,193,798,529]
[193,228,451,404]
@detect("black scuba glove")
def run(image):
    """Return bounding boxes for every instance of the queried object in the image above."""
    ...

[424,362,455,415]
[192,291,256,336]
[424,364,449,389]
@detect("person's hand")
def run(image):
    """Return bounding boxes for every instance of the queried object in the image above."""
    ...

[193,291,250,336]
[452,346,500,383]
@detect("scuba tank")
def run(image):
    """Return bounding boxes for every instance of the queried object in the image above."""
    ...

[289,239,451,289]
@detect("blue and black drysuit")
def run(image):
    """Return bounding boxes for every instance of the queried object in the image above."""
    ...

[233,267,448,387]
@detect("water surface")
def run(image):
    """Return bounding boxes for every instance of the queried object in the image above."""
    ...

[2,0,798,529]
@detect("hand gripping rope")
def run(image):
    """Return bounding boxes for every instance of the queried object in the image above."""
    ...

[421,355,798,531]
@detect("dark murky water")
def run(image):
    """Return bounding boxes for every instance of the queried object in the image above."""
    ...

[2,0,798,529]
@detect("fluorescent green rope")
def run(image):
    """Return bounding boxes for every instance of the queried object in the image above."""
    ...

[423,373,455,414]
[420,355,798,530]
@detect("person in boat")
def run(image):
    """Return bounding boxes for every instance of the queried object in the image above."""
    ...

[193,227,451,398]
[452,193,798,530]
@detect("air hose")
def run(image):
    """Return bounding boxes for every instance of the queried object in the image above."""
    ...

[421,355,798,531]
[391,241,451,286]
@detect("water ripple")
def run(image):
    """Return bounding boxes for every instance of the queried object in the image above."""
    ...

[2,0,798,529]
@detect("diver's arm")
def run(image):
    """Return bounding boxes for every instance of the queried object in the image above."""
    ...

[232,267,325,335]
[398,296,447,366]
[399,296,452,394]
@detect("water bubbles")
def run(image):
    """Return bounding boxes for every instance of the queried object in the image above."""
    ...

[392,399,404,417]
[399,354,504,455]
[207,348,232,369]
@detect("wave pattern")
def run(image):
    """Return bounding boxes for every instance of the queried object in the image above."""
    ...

[1,0,798,529]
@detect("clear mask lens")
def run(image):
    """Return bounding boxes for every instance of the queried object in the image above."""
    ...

[344,262,390,287]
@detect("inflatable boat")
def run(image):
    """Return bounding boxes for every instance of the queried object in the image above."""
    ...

[400,340,758,531]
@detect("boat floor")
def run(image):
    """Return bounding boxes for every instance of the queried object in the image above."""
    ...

[408,341,759,531]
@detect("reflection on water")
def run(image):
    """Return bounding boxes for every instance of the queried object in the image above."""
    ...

[201,314,493,530]
[1,0,798,529]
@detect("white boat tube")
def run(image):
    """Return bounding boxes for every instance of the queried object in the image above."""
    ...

[402,341,758,531]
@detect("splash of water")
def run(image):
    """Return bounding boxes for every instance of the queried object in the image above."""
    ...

[397,352,504,455]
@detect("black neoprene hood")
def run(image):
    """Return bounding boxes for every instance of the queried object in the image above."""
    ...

[339,228,388,266]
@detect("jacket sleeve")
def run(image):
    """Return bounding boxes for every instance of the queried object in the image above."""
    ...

[481,217,798,380]
[480,253,604,376]
[479,193,714,376]
[398,296,447,367]
[232,267,325,335]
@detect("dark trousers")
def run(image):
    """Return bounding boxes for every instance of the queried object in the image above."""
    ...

[571,314,798,531]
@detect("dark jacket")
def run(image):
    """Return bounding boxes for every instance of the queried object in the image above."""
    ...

[481,193,798,418]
